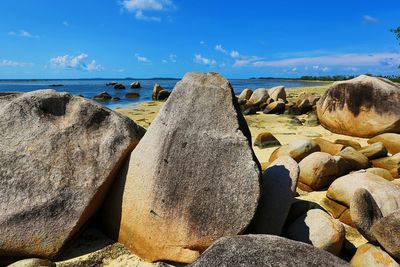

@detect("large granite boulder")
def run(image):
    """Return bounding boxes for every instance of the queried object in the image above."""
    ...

[249,156,299,235]
[189,235,350,267]
[0,90,145,260]
[102,73,261,263]
[316,75,400,138]
[237,88,253,102]
[371,153,400,178]
[248,88,269,105]
[327,171,400,216]
[336,147,369,172]
[358,142,388,160]
[152,83,164,100]
[284,209,345,256]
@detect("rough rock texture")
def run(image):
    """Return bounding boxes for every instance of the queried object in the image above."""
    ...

[253,132,281,148]
[248,88,269,105]
[350,244,399,267]
[269,138,320,163]
[156,90,170,101]
[314,138,344,155]
[268,86,286,102]
[7,258,55,267]
[237,88,253,102]
[298,152,340,191]
[102,73,261,263]
[316,75,400,138]
[334,139,361,150]
[249,156,299,235]
[130,81,141,88]
[336,147,369,172]
[371,153,400,178]
[368,133,400,155]
[93,91,112,101]
[189,235,350,267]
[350,188,383,243]
[366,168,394,181]
[358,142,388,160]
[371,209,400,260]
[263,101,285,114]
[327,172,400,216]
[0,90,145,261]
[285,209,345,256]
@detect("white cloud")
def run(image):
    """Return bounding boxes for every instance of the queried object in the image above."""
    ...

[135,53,151,64]
[244,53,400,68]
[230,50,240,58]
[200,40,205,45]
[121,0,173,21]
[63,21,69,27]
[0,59,33,67]
[193,54,217,66]
[8,30,39,38]
[363,15,378,24]
[169,54,177,62]
[49,53,102,71]
[291,67,297,72]
[215,44,227,54]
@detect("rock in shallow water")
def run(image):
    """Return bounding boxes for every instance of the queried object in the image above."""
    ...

[102,72,261,263]
[189,235,350,267]
[0,90,145,261]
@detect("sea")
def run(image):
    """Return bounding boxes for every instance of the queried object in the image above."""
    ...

[0,79,323,109]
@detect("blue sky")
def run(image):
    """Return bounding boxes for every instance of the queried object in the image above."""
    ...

[0,0,399,79]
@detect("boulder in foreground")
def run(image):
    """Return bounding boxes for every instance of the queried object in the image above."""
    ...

[189,235,350,267]
[0,90,145,260]
[103,72,261,263]
[316,75,400,138]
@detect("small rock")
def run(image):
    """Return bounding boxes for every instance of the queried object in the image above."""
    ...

[350,243,399,267]
[358,142,388,160]
[93,91,112,101]
[242,106,259,115]
[249,156,299,235]
[156,90,170,101]
[285,209,345,256]
[7,258,55,267]
[114,83,126,89]
[371,209,400,260]
[304,111,319,127]
[111,97,120,102]
[248,88,269,105]
[301,130,322,138]
[366,167,394,181]
[334,139,361,150]
[106,81,118,86]
[268,86,286,102]
[125,92,140,98]
[350,188,383,243]
[237,88,253,102]
[269,138,320,163]
[371,153,400,178]
[336,147,369,172]
[368,133,400,155]
[298,152,340,191]
[288,117,303,126]
[130,81,141,88]
[253,132,281,148]
[189,235,350,267]
[314,138,344,155]
[263,101,285,114]
[152,83,164,100]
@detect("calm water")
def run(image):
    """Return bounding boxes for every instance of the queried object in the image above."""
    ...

[0,79,322,109]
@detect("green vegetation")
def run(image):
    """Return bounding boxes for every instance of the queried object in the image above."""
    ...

[391,27,400,43]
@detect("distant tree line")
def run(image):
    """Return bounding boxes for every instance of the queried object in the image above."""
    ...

[299,75,400,83]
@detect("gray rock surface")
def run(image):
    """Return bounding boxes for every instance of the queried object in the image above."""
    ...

[350,188,383,243]
[189,235,350,267]
[0,90,145,260]
[371,209,400,259]
[102,73,261,263]
[249,156,299,235]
